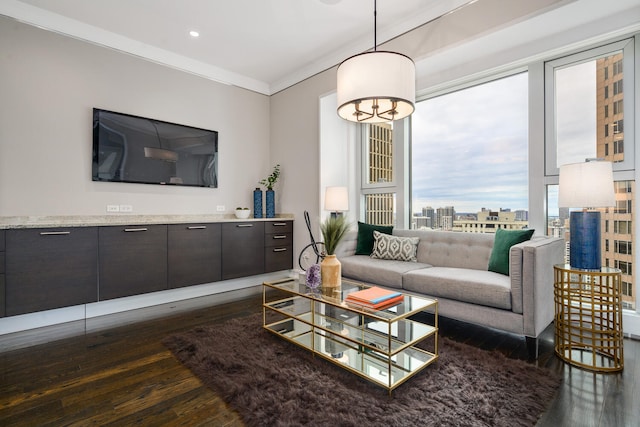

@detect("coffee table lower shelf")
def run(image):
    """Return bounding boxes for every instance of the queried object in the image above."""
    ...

[264,316,437,392]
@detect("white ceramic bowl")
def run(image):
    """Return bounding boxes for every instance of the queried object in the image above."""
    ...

[234,209,251,219]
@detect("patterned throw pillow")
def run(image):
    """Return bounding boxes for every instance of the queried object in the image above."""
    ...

[370,231,419,262]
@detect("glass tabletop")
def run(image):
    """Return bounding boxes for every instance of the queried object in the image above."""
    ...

[263,277,437,321]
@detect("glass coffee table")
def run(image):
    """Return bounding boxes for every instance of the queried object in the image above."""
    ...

[262,277,438,393]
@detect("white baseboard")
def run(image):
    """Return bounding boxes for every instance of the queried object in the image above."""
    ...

[0,271,288,336]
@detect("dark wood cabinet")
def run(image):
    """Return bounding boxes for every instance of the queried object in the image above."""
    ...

[5,228,98,316]
[1,219,293,318]
[98,225,167,300]
[168,223,222,289]
[222,222,264,280]
[264,221,293,272]
[0,230,5,318]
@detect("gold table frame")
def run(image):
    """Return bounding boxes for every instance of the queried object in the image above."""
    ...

[553,264,623,372]
[262,277,438,393]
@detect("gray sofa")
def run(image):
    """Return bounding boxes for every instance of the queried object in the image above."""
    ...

[334,229,565,357]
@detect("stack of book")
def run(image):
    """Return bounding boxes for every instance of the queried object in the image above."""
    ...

[345,286,404,310]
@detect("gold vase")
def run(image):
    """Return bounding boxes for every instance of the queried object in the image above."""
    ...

[321,254,341,298]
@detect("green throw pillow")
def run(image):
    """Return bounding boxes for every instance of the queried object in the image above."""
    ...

[488,228,535,275]
[355,222,393,255]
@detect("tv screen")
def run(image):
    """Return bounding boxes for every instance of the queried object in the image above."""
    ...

[92,108,218,187]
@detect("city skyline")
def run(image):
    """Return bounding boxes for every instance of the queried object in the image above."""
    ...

[411,65,595,215]
[411,72,529,213]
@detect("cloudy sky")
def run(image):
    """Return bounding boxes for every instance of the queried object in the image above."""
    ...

[411,65,595,215]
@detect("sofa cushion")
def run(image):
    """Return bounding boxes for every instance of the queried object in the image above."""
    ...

[355,222,394,255]
[488,229,535,275]
[340,255,431,289]
[371,231,419,262]
[403,267,512,310]
[393,229,494,270]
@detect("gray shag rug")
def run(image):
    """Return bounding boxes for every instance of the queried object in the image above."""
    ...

[163,313,561,427]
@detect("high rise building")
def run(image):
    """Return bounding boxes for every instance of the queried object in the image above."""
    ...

[454,208,529,233]
[436,206,455,231]
[364,123,395,226]
[596,53,634,309]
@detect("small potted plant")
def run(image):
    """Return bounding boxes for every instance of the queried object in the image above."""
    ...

[260,164,281,218]
[319,215,349,292]
[259,164,281,191]
[234,207,251,219]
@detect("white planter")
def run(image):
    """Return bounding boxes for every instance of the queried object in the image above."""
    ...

[235,209,251,219]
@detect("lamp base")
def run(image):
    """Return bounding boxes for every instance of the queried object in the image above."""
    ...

[569,211,602,270]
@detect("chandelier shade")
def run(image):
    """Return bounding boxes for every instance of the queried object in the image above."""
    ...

[337,51,415,123]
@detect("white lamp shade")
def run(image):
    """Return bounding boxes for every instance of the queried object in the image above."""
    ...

[337,51,415,123]
[325,186,349,212]
[558,161,615,208]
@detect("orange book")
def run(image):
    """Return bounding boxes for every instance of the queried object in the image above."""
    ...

[346,293,404,310]
[345,286,401,305]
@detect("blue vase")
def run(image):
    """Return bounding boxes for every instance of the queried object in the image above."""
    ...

[266,190,275,218]
[253,188,263,218]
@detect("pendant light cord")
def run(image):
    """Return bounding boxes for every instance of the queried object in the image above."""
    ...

[373,0,377,51]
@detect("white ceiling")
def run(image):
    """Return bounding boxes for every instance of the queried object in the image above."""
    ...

[2,0,640,96]
[0,0,480,94]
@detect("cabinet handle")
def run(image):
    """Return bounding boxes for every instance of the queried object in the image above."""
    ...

[40,231,71,236]
[272,223,287,226]
[236,224,254,228]
[124,228,148,232]
[187,226,207,230]
[273,248,287,252]
[272,235,287,239]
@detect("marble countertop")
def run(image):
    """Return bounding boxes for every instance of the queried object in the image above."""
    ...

[0,214,294,229]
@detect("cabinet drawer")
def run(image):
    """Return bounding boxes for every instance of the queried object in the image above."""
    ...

[0,274,5,318]
[6,227,98,316]
[221,222,265,280]
[168,223,222,288]
[0,252,4,274]
[98,225,167,300]
[265,232,292,247]
[265,221,292,234]
[0,229,5,251]
[265,245,293,272]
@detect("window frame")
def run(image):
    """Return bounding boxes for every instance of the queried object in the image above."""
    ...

[544,38,635,177]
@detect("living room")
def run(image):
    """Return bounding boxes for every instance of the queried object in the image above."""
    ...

[1,0,640,425]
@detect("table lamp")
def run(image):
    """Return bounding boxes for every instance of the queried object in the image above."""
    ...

[324,186,349,218]
[558,160,615,270]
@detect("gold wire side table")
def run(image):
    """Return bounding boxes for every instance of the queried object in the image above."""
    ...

[553,264,623,372]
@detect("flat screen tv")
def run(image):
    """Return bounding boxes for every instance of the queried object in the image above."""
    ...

[92,108,218,187]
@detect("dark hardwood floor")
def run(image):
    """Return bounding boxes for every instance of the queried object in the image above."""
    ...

[0,286,638,426]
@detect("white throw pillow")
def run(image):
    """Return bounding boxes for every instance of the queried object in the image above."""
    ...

[370,231,419,262]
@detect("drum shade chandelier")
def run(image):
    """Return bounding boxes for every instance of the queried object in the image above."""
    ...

[336,0,415,123]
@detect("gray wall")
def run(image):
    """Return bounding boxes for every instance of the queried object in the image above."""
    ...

[0,16,270,217]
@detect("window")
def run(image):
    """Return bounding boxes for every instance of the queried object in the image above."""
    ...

[616,260,632,275]
[361,122,407,227]
[545,39,635,310]
[615,220,632,234]
[411,73,528,231]
[614,59,623,75]
[614,80,624,95]
[623,281,633,297]
[615,240,632,255]
[614,140,624,155]
[364,193,395,226]
[614,100,623,114]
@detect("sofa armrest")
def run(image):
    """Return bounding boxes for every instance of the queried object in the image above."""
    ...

[520,237,565,337]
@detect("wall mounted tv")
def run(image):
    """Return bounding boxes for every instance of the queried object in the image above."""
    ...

[92,108,218,187]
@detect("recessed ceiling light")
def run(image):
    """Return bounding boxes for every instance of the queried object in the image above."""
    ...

[189,30,200,38]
